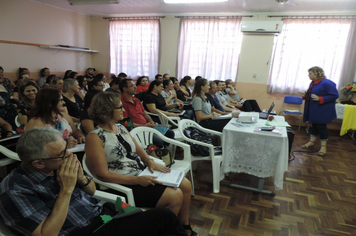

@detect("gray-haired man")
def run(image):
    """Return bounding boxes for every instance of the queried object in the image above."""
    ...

[0,128,188,236]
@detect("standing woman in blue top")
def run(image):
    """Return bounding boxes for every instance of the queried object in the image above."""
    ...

[300,66,338,156]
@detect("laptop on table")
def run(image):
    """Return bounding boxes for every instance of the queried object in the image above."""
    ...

[259,102,275,119]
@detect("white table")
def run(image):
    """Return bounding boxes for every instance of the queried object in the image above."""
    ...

[222,114,289,196]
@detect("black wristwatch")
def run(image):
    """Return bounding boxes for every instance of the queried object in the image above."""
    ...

[80,176,92,187]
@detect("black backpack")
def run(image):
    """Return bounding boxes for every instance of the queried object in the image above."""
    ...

[183,127,212,156]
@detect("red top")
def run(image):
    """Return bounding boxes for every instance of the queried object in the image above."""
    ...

[121,95,147,124]
[136,84,149,93]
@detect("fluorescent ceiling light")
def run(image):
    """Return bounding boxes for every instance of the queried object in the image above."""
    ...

[164,0,228,3]
[68,0,119,5]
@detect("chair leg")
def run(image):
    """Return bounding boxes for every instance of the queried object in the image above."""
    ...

[212,158,222,193]
[189,169,195,196]
[299,115,302,131]
[169,144,177,160]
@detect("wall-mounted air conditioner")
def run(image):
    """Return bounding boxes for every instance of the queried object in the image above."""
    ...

[241,21,283,34]
[68,0,120,5]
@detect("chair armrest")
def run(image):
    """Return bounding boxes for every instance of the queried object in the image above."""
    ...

[93,190,126,203]
[146,111,159,117]
[0,145,20,161]
[150,156,165,166]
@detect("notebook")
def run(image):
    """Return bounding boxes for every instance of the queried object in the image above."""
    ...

[259,102,275,119]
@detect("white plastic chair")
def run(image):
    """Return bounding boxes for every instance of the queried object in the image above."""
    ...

[0,136,21,170]
[83,153,166,206]
[130,126,195,196]
[156,110,182,140]
[0,190,124,236]
[14,115,21,127]
[178,119,223,193]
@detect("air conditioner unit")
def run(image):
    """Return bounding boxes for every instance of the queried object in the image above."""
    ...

[68,0,120,5]
[241,21,283,33]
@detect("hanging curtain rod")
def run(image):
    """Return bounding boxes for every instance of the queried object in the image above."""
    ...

[104,16,165,20]
[175,15,251,19]
[268,15,356,19]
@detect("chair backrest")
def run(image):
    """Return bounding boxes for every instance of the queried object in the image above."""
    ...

[284,96,303,104]
[156,111,179,127]
[178,119,202,132]
[14,115,21,127]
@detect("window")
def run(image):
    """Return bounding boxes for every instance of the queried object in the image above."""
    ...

[109,18,160,80]
[177,17,243,81]
[268,18,354,94]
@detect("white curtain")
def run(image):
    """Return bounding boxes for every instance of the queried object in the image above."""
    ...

[109,19,160,80]
[339,19,356,99]
[268,18,353,94]
[177,17,242,81]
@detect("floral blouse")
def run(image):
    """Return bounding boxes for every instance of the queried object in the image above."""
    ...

[90,124,145,176]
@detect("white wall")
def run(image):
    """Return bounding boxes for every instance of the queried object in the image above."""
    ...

[0,0,92,80]
[90,17,110,74]
[159,16,180,77]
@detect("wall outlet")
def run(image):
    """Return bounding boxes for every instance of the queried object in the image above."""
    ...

[167,70,170,74]
[253,73,257,78]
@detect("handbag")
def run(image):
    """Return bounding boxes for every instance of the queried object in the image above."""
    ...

[147,145,174,168]
[183,127,212,156]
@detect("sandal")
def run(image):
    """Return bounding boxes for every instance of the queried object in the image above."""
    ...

[301,141,315,149]
[183,224,198,236]
[318,145,326,156]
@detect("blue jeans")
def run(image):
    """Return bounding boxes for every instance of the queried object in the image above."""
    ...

[310,123,328,140]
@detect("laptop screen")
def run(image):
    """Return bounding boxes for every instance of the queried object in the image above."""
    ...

[267,102,275,115]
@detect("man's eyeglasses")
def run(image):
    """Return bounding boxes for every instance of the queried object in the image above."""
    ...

[43,140,68,161]
[128,85,136,88]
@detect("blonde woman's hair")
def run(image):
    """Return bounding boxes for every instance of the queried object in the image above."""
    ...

[88,92,120,124]
[308,66,325,78]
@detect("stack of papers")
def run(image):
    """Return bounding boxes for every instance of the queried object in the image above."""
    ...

[139,168,185,188]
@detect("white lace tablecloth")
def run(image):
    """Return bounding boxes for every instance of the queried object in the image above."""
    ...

[335,103,345,119]
[222,114,288,190]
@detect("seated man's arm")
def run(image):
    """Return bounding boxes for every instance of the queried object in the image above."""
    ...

[32,157,80,236]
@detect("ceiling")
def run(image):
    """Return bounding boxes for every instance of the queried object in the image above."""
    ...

[28,0,356,17]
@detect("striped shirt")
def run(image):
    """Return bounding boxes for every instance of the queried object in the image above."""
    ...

[0,164,102,236]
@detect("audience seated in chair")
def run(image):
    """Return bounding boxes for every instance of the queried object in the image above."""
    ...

[77,75,88,97]
[17,81,38,127]
[37,67,50,88]
[51,77,64,93]
[106,78,121,94]
[119,79,175,147]
[85,92,197,236]
[0,128,187,236]
[178,76,192,100]
[171,77,186,102]
[136,76,150,93]
[62,79,84,123]
[25,88,85,149]
[143,80,181,123]
[224,79,261,112]
[192,78,229,132]
[0,117,13,139]
[80,89,102,135]
[88,75,105,92]
[205,81,235,115]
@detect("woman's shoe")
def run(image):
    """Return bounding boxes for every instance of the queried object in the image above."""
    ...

[301,141,315,149]
[318,145,326,156]
[183,224,198,236]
